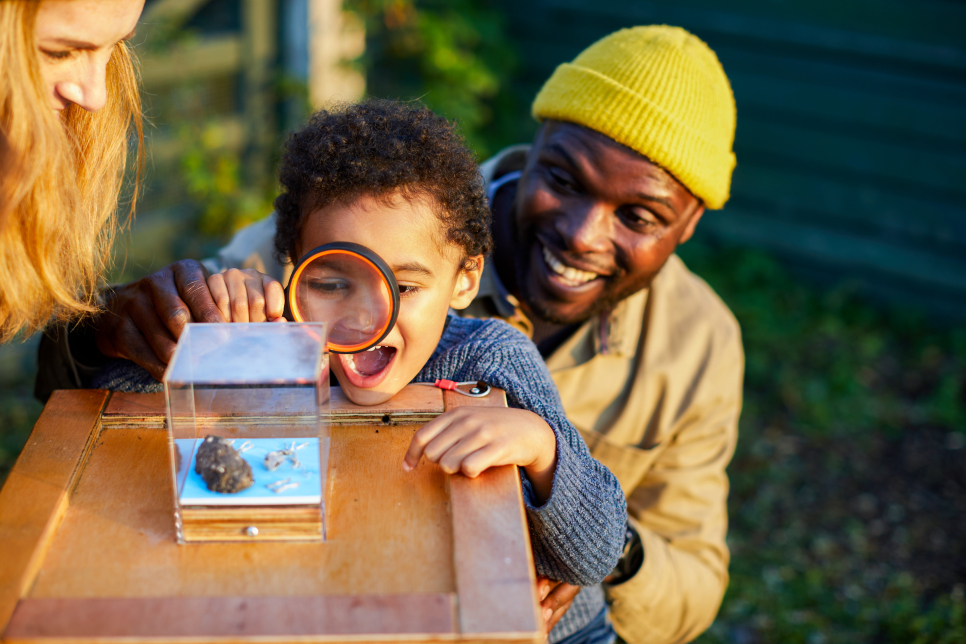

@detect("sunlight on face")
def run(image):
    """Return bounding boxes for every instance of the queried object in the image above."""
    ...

[34,0,144,112]
[300,193,480,406]
[512,121,704,324]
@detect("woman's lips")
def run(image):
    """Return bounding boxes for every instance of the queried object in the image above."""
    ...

[337,346,397,389]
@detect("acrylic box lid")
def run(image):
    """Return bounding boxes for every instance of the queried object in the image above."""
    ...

[162,323,328,386]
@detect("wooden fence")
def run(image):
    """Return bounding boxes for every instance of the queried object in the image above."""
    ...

[136,0,362,211]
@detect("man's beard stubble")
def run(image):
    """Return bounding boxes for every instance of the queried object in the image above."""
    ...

[512,230,653,327]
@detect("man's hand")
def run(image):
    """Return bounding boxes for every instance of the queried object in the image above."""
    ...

[536,575,581,635]
[94,260,225,380]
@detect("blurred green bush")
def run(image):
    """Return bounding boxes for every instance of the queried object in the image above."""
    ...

[2,3,964,642]
[679,241,966,644]
[347,0,521,157]
[176,116,278,238]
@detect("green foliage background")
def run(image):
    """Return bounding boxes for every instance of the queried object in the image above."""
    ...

[346,0,526,158]
[1,2,964,643]
[676,243,966,644]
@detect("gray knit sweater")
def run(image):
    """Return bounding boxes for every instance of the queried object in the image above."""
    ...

[92,315,627,642]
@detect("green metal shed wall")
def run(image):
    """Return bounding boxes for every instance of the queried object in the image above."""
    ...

[491,0,966,317]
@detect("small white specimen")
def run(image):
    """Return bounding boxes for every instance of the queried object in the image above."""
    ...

[264,448,293,471]
[266,478,292,491]
[272,482,300,494]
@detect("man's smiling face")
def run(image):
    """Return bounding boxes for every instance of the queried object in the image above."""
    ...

[512,120,707,325]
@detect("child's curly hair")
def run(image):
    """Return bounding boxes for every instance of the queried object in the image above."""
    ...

[274,100,492,269]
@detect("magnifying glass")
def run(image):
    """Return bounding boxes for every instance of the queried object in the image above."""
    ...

[286,242,400,354]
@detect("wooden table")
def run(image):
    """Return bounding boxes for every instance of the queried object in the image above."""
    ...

[0,387,541,643]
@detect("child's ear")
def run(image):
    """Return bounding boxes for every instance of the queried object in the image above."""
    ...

[449,255,484,310]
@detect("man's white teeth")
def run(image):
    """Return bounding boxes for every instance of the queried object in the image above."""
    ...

[542,246,598,284]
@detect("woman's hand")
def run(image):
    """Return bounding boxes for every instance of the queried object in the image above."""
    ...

[402,406,558,504]
[207,268,285,323]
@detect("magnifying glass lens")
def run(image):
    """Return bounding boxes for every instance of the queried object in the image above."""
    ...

[291,249,395,353]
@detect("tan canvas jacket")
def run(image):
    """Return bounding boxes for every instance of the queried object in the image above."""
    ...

[547,258,741,644]
[472,148,744,643]
[36,146,743,644]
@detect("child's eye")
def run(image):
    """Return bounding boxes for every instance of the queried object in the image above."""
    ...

[307,279,349,296]
[398,285,420,297]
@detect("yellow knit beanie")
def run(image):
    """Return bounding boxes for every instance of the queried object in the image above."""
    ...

[532,26,736,209]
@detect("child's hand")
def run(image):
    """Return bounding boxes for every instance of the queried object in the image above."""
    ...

[403,406,558,504]
[536,576,581,634]
[207,268,286,323]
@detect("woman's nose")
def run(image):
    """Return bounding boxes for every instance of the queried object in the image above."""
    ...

[56,52,110,112]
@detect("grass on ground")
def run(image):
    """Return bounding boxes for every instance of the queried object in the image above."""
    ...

[678,242,966,644]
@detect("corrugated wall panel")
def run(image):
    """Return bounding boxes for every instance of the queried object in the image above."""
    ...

[492,0,966,316]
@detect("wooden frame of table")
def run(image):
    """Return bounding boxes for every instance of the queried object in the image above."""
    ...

[0,386,542,643]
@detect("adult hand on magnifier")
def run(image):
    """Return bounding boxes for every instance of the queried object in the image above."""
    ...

[93,260,224,380]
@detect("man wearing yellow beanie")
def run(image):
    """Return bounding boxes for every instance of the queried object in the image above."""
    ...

[38,24,741,644]
[472,25,742,644]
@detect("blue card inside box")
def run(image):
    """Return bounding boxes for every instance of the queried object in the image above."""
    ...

[175,437,323,506]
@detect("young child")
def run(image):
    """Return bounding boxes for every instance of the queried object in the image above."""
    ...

[93,101,627,644]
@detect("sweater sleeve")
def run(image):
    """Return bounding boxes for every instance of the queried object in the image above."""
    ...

[89,359,164,393]
[417,317,628,586]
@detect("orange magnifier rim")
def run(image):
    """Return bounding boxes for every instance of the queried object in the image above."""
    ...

[287,243,399,354]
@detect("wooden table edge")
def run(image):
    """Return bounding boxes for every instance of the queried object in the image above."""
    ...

[1,387,543,642]
[443,390,542,639]
[0,390,109,635]
[4,594,459,641]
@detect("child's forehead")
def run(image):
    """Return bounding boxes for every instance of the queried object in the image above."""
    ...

[299,192,463,270]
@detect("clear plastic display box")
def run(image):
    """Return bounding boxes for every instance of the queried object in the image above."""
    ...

[163,322,330,543]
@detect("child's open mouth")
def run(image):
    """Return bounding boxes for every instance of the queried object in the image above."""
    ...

[337,345,397,388]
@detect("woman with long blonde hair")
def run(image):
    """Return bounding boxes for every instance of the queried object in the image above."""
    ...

[0,0,144,343]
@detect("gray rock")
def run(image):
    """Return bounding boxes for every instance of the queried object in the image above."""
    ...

[194,435,254,494]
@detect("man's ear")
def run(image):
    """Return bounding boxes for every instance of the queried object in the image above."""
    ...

[677,203,706,245]
[450,255,485,310]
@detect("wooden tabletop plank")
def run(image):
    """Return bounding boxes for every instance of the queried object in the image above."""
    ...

[329,385,444,416]
[26,424,454,599]
[101,391,165,419]
[443,389,541,641]
[3,387,539,642]
[5,594,455,640]
[102,385,444,426]
[0,390,108,635]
